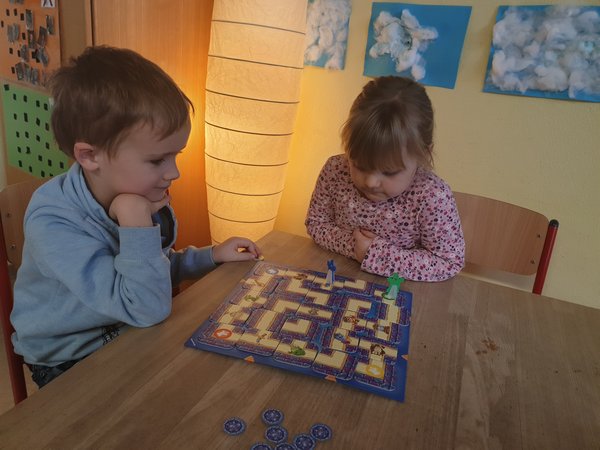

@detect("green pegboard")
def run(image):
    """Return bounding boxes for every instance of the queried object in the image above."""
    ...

[1,81,69,178]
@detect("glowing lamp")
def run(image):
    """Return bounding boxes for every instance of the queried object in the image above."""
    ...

[204,0,307,243]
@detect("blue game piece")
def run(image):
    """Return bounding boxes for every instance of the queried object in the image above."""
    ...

[293,433,316,450]
[262,408,284,425]
[250,443,273,450]
[310,423,333,441]
[265,425,288,443]
[365,301,380,320]
[325,259,336,286]
[223,417,246,436]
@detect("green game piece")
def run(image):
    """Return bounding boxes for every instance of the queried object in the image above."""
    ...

[289,344,306,356]
[383,273,404,302]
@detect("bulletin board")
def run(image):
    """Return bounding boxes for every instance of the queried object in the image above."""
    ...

[0,0,61,87]
[1,82,69,178]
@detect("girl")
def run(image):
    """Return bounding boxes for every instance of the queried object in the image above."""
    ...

[305,76,464,281]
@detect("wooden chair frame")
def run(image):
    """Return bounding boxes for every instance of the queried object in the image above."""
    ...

[454,192,558,295]
[0,178,44,405]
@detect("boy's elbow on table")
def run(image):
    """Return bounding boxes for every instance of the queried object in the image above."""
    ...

[120,292,173,327]
[128,305,172,327]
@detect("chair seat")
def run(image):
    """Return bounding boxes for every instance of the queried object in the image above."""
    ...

[453,191,558,295]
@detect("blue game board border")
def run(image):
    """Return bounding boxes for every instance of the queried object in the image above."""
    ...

[184,262,413,402]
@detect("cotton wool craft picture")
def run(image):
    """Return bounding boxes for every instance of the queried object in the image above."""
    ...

[484,5,600,102]
[363,3,472,89]
[304,0,352,70]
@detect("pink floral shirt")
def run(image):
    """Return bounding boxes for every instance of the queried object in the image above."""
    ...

[305,155,465,281]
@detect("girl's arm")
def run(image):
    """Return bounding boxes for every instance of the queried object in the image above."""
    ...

[361,189,465,281]
[305,159,355,259]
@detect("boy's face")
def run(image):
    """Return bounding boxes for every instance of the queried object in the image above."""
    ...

[94,122,190,207]
[348,151,418,203]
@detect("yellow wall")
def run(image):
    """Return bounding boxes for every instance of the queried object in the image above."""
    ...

[275,0,600,309]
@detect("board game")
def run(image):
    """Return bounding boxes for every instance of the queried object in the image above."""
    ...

[185,262,413,401]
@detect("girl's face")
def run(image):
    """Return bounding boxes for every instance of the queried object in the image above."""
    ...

[348,151,418,203]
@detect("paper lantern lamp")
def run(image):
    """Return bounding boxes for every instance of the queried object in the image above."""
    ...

[205,0,307,243]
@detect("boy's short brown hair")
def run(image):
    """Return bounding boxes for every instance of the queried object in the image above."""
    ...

[49,46,193,158]
[341,76,434,171]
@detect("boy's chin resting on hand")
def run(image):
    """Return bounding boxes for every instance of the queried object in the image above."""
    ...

[109,193,172,227]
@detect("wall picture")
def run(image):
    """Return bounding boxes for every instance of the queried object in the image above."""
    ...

[363,3,472,89]
[304,0,352,70]
[484,5,600,102]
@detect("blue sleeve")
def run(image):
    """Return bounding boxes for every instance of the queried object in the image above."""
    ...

[26,215,173,327]
[168,245,218,286]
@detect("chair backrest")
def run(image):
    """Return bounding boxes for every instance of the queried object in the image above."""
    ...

[453,191,558,295]
[0,178,45,405]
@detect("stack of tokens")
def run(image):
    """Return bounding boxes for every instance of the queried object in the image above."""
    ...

[292,433,316,450]
[262,408,284,426]
[310,423,333,441]
[223,408,333,449]
[250,444,273,450]
[223,417,246,436]
[254,408,288,449]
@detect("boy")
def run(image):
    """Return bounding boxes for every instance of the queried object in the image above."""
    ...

[10,46,261,388]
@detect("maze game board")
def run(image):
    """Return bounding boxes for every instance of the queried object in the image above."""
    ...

[185,262,413,401]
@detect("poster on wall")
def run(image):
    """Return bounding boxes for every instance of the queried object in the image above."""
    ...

[483,5,600,103]
[363,3,472,89]
[304,0,352,70]
[0,0,61,87]
[1,82,69,179]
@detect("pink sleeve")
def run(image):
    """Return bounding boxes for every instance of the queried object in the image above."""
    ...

[361,187,465,281]
[305,158,355,259]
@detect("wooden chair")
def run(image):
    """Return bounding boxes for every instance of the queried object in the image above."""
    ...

[453,192,559,295]
[0,178,45,405]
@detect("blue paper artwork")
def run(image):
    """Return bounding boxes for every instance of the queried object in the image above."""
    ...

[484,5,600,102]
[304,0,352,70]
[363,3,472,89]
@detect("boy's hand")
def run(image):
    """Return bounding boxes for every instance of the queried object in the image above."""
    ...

[109,193,171,227]
[353,228,377,262]
[212,237,262,263]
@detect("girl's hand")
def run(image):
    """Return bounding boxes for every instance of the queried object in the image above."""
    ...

[212,237,263,263]
[353,228,377,262]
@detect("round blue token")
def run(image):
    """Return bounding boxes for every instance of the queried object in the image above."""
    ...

[250,444,273,450]
[310,423,332,441]
[293,433,316,450]
[223,417,246,436]
[275,444,295,450]
[265,425,288,443]
[262,408,284,426]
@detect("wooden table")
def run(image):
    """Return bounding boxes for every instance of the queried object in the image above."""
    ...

[1,231,599,449]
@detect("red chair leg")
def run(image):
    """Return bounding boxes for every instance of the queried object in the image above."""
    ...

[533,220,559,295]
[1,218,28,404]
